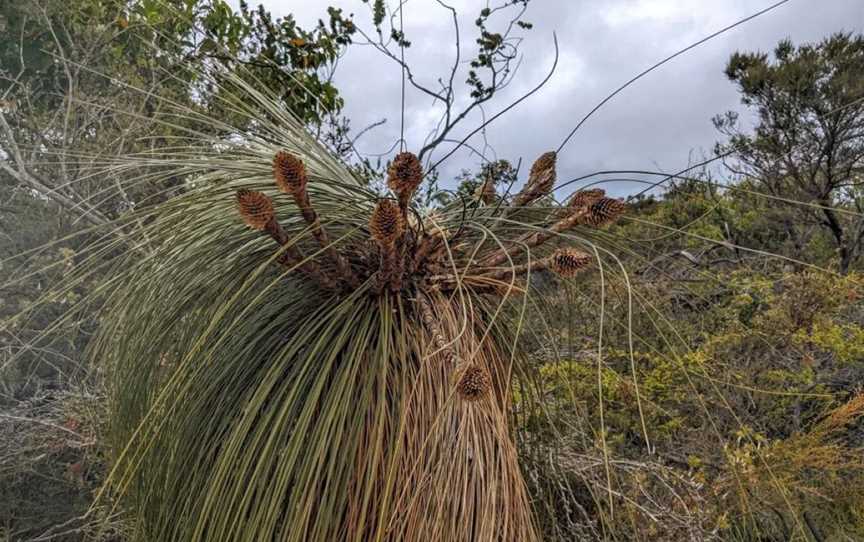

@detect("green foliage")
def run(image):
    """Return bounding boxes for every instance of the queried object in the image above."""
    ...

[371,0,385,29]
[800,320,864,364]
[716,32,864,273]
[440,159,518,206]
[211,2,356,125]
[2,6,864,542]
[519,184,864,539]
[466,3,532,99]
[0,1,358,538]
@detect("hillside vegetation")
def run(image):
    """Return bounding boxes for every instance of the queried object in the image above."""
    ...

[1,1,863,541]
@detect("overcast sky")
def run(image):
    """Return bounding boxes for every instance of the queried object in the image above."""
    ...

[230,0,863,196]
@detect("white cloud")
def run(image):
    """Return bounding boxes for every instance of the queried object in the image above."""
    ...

[601,0,693,27]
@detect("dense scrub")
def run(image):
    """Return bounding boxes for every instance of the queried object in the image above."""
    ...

[2,2,863,541]
[520,185,864,540]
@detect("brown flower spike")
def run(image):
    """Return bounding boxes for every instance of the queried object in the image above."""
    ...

[273,151,308,195]
[370,199,404,245]
[272,151,359,288]
[529,151,556,182]
[566,188,606,210]
[476,176,497,205]
[583,197,626,227]
[457,365,492,401]
[513,151,556,207]
[236,189,274,230]
[549,248,592,278]
[388,152,423,210]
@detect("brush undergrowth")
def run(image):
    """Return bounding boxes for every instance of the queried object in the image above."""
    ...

[2,6,863,542]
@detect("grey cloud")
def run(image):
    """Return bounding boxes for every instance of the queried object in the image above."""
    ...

[233,0,864,196]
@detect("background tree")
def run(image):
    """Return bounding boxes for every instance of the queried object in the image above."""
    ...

[0,0,356,226]
[0,1,354,537]
[440,158,518,205]
[715,33,864,273]
[3,2,864,541]
[356,0,535,169]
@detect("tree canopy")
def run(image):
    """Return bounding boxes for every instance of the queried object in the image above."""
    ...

[715,32,864,272]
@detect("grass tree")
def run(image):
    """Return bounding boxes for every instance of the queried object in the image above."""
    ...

[73,66,627,541]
